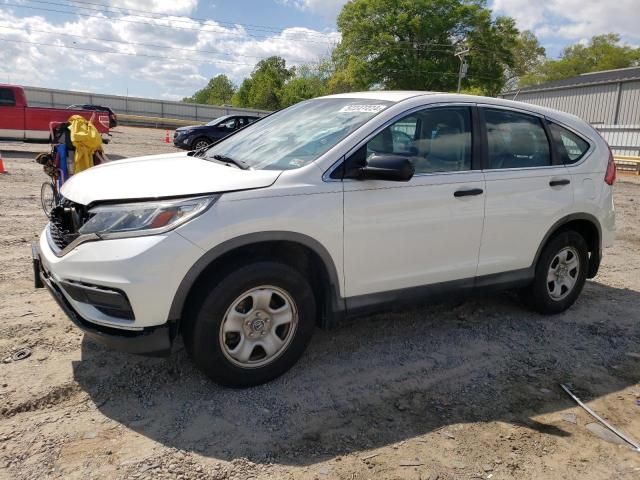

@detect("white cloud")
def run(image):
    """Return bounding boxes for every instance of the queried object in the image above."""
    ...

[492,0,640,44]
[205,27,340,79]
[89,0,199,16]
[0,7,339,98]
[280,0,349,18]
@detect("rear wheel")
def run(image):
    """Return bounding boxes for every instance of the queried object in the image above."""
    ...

[524,231,589,314]
[40,181,57,216]
[183,261,316,387]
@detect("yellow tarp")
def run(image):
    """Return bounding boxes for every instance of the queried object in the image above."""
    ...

[67,115,103,174]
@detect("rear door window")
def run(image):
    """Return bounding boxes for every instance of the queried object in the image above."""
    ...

[548,122,590,164]
[484,109,551,169]
[0,88,16,106]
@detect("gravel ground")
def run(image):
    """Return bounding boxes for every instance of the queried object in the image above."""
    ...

[1,126,640,480]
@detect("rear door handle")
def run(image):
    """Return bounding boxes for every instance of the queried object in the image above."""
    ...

[549,179,571,187]
[454,188,484,197]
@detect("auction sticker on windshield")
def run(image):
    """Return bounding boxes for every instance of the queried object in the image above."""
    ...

[339,104,388,113]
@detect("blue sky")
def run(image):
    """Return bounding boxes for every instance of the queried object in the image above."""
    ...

[0,0,637,100]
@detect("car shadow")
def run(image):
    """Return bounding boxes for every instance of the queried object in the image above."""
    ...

[72,281,640,466]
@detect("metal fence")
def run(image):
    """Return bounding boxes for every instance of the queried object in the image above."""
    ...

[501,80,640,157]
[22,86,270,124]
[592,125,640,156]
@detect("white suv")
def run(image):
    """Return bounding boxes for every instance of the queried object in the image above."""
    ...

[33,92,616,386]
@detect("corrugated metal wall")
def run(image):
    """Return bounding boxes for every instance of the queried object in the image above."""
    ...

[618,81,640,125]
[501,83,621,124]
[501,80,640,156]
[596,126,640,156]
[22,86,270,122]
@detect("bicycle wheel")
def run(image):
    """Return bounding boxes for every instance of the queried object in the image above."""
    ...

[40,181,57,216]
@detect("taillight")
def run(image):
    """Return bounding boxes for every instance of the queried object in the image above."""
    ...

[604,147,617,185]
[98,115,110,129]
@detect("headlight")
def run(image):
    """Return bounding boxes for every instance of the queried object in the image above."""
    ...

[78,195,219,239]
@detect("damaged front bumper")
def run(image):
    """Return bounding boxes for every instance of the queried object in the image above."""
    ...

[32,244,173,357]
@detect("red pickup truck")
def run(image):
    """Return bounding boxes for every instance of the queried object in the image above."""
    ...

[0,84,110,143]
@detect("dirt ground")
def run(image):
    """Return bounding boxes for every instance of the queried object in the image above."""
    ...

[1,126,640,480]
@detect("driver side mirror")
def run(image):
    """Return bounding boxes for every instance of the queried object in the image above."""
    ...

[348,154,415,182]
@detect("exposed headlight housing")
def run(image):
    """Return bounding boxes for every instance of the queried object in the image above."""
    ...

[78,195,219,239]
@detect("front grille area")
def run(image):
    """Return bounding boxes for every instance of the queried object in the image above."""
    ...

[48,200,89,252]
[48,220,69,250]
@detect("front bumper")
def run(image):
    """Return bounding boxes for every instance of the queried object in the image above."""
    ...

[38,225,203,329]
[173,133,192,150]
[33,244,173,356]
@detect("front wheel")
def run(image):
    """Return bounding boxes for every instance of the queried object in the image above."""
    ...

[191,137,211,151]
[523,231,589,314]
[40,181,58,216]
[183,261,316,387]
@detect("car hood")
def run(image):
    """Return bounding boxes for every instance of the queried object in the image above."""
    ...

[176,125,208,132]
[61,152,281,205]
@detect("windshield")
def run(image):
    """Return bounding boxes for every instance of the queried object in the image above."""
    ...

[206,115,232,126]
[204,98,393,170]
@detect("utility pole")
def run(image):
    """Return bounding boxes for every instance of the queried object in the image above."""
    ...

[456,48,470,93]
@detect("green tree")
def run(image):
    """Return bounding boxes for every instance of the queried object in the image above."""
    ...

[279,63,332,106]
[332,0,520,95]
[326,56,368,93]
[280,76,327,107]
[231,56,294,109]
[183,74,236,105]
[231,78,252,107]
[521,34,640,87]
[503,30,546,90]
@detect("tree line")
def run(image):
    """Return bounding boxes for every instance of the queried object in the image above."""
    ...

[183,0,640,110]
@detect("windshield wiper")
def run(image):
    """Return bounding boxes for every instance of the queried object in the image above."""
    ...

[212,154,250,170]
[188,145,210,157]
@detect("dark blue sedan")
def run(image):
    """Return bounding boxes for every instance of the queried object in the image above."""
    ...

[173,115,260,151]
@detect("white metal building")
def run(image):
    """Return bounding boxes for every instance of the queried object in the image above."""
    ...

[500,67,640,156]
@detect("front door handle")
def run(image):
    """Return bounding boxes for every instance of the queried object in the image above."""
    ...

[549,179,571,187]
[454,188,484,197]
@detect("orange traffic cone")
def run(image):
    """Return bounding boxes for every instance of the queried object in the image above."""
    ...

[164,130,171,144]
[0,151,6,174]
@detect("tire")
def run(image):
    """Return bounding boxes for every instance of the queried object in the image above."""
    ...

[191,137,211,151]
[523,231,589,314]
[40,181,57,216]
[183,261,316,387]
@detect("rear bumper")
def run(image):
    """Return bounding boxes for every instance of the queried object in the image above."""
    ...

[33,245,173,357]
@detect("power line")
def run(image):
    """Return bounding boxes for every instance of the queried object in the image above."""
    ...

[0,37,267,67]
[30,0,506,55]
[0,25,470,62]
[0,25,320,64]
[0,36,496,82]
[4,1,341,45]
[30,0,331,38]
[6,1,509,57]
[0,36,454,68]
[0,28,492,76]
